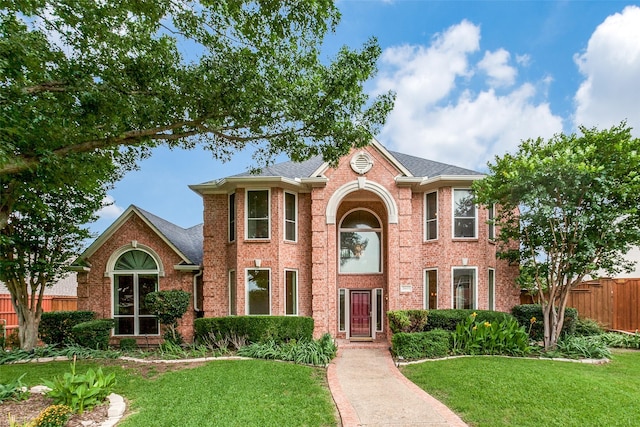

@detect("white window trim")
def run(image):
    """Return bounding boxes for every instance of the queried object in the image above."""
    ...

[338,288,349,333]
[229,193,236,243]
[245,268,271,315]
[245,189,271,240]
[112,271,160,336]
[284,269,298,316]
[452,188,478,239]
[424,190,438,241]
[374,288,383,333]
[488,204,496,242]
[229,269,236,315]
[424,268,438,310]
[338,208,384,275]
[488,268,496,311]
[451,266,478,309]
[284,192,298,242]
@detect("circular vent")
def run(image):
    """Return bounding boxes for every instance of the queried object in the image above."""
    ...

[350,152,373,175]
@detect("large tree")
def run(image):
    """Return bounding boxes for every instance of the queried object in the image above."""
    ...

[0,0,394,226]
[0,1,393,349]
[474,123,640,350]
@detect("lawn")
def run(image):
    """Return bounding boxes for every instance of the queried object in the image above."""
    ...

[0,359,337,427]
[401,349,640,427]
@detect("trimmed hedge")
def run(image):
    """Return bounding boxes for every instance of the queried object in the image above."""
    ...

[511,304,578,340]
[194,316,314,344]
[39,311,96,345]
[391,329,451,360]
[387,310,428,333]
[424,309,514,332]
[71,319,114,350]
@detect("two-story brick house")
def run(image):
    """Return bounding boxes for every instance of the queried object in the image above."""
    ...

[75,140,520,344]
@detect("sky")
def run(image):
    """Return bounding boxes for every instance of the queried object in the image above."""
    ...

[91,1,640,237]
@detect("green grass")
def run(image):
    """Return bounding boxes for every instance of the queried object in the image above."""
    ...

[0,359,336,427]
[401,349,640,427]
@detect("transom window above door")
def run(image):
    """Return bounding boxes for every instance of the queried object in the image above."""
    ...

[339,210,382,274]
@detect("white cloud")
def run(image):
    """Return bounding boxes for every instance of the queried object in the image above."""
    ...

[373,20,563,171]
[478,49,517,88]
[574,5,640,134]
[96,195,125,219]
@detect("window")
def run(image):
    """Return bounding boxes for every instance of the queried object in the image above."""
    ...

[229,193,236,242]
[229,270,237,315]
[285,270,298,315]
[339,210,382,274]
[246,269,270,314]
[113,250,159,336]
[424,269,438,309]
[338,289,346,332]
[375,289,383,332]
[488,204,495,241]
[425,191,438,240]
[284,192,297,242]
[488,268,495,310]
[453,189,476,238]
[453,268,477,309]
[246,190,270,239]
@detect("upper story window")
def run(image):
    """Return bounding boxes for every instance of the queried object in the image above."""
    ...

[246,189,270,239]
[284,192,297,242]
[339,210,382,274]
[425,191,437,241]
[488,204,495,241]
[229,193,236,242]
[453,189,477,238]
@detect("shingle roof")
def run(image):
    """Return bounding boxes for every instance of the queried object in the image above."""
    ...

[231,155,326,179]
[135,206,203,265]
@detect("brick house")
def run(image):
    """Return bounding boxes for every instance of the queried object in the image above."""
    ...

[75,140,520,344]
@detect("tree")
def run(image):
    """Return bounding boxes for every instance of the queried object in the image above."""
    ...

[474,122,640,350]
[145,290,191,344]
[0,1,393,349]
[0,154,115,350]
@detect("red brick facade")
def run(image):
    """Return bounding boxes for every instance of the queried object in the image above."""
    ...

[77,142,520,344]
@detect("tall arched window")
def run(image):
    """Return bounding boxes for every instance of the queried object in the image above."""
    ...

[113,250,159,335]
[339,210,382,273]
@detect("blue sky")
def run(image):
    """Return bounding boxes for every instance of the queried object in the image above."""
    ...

[92,1,640,237]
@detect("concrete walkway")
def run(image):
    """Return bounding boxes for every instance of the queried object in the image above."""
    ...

[327,343,468,427]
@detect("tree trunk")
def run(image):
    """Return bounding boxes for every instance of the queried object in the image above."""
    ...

[17,308,41,351]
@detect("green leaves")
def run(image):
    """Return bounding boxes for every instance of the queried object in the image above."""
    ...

[451,314,531,356]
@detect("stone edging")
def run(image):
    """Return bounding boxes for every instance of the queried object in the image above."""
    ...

[30,385,125,427]
[396,354,611,366]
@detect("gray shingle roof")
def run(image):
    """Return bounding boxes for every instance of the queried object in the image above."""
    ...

[231,155,326,179]
[135,206,203,265]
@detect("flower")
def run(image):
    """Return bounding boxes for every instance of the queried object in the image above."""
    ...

[471,312,477,318]
[484,321,491,328]
[530,317,537,324]
[472,326,477,330]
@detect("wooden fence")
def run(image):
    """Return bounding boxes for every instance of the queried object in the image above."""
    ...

[521,279,640,332]
[0,295,78,334]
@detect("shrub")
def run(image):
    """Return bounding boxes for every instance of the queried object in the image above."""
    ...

[574,317,605,336]
[32,404,72,427]
[0,373,29,403]
[424,310,514,332]
[452,313,530,356]
[511,304,577,340]
[387,310,428,333]
[145,290,191,344]
[195,316,313,344]
[237,333,337,366]
[0,323,4,350]
[71,319,114,350]
[599,332,640,349]
[391,329,451,360]
[554,335,611,359]
[119,338,137,351]
[39,311,96,346]
[44,360,116,414]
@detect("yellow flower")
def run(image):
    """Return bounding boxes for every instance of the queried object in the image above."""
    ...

[484,321,491,328]
[471,312,478,318]
[472,326,477,330]
[530,317,537,324]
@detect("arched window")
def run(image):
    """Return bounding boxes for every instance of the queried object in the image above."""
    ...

[339,210,382,273]
[113,250,159,336]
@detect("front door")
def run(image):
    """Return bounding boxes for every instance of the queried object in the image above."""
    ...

[350,291,371,337]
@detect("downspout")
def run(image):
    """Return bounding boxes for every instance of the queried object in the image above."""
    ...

[193,269,203,312]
